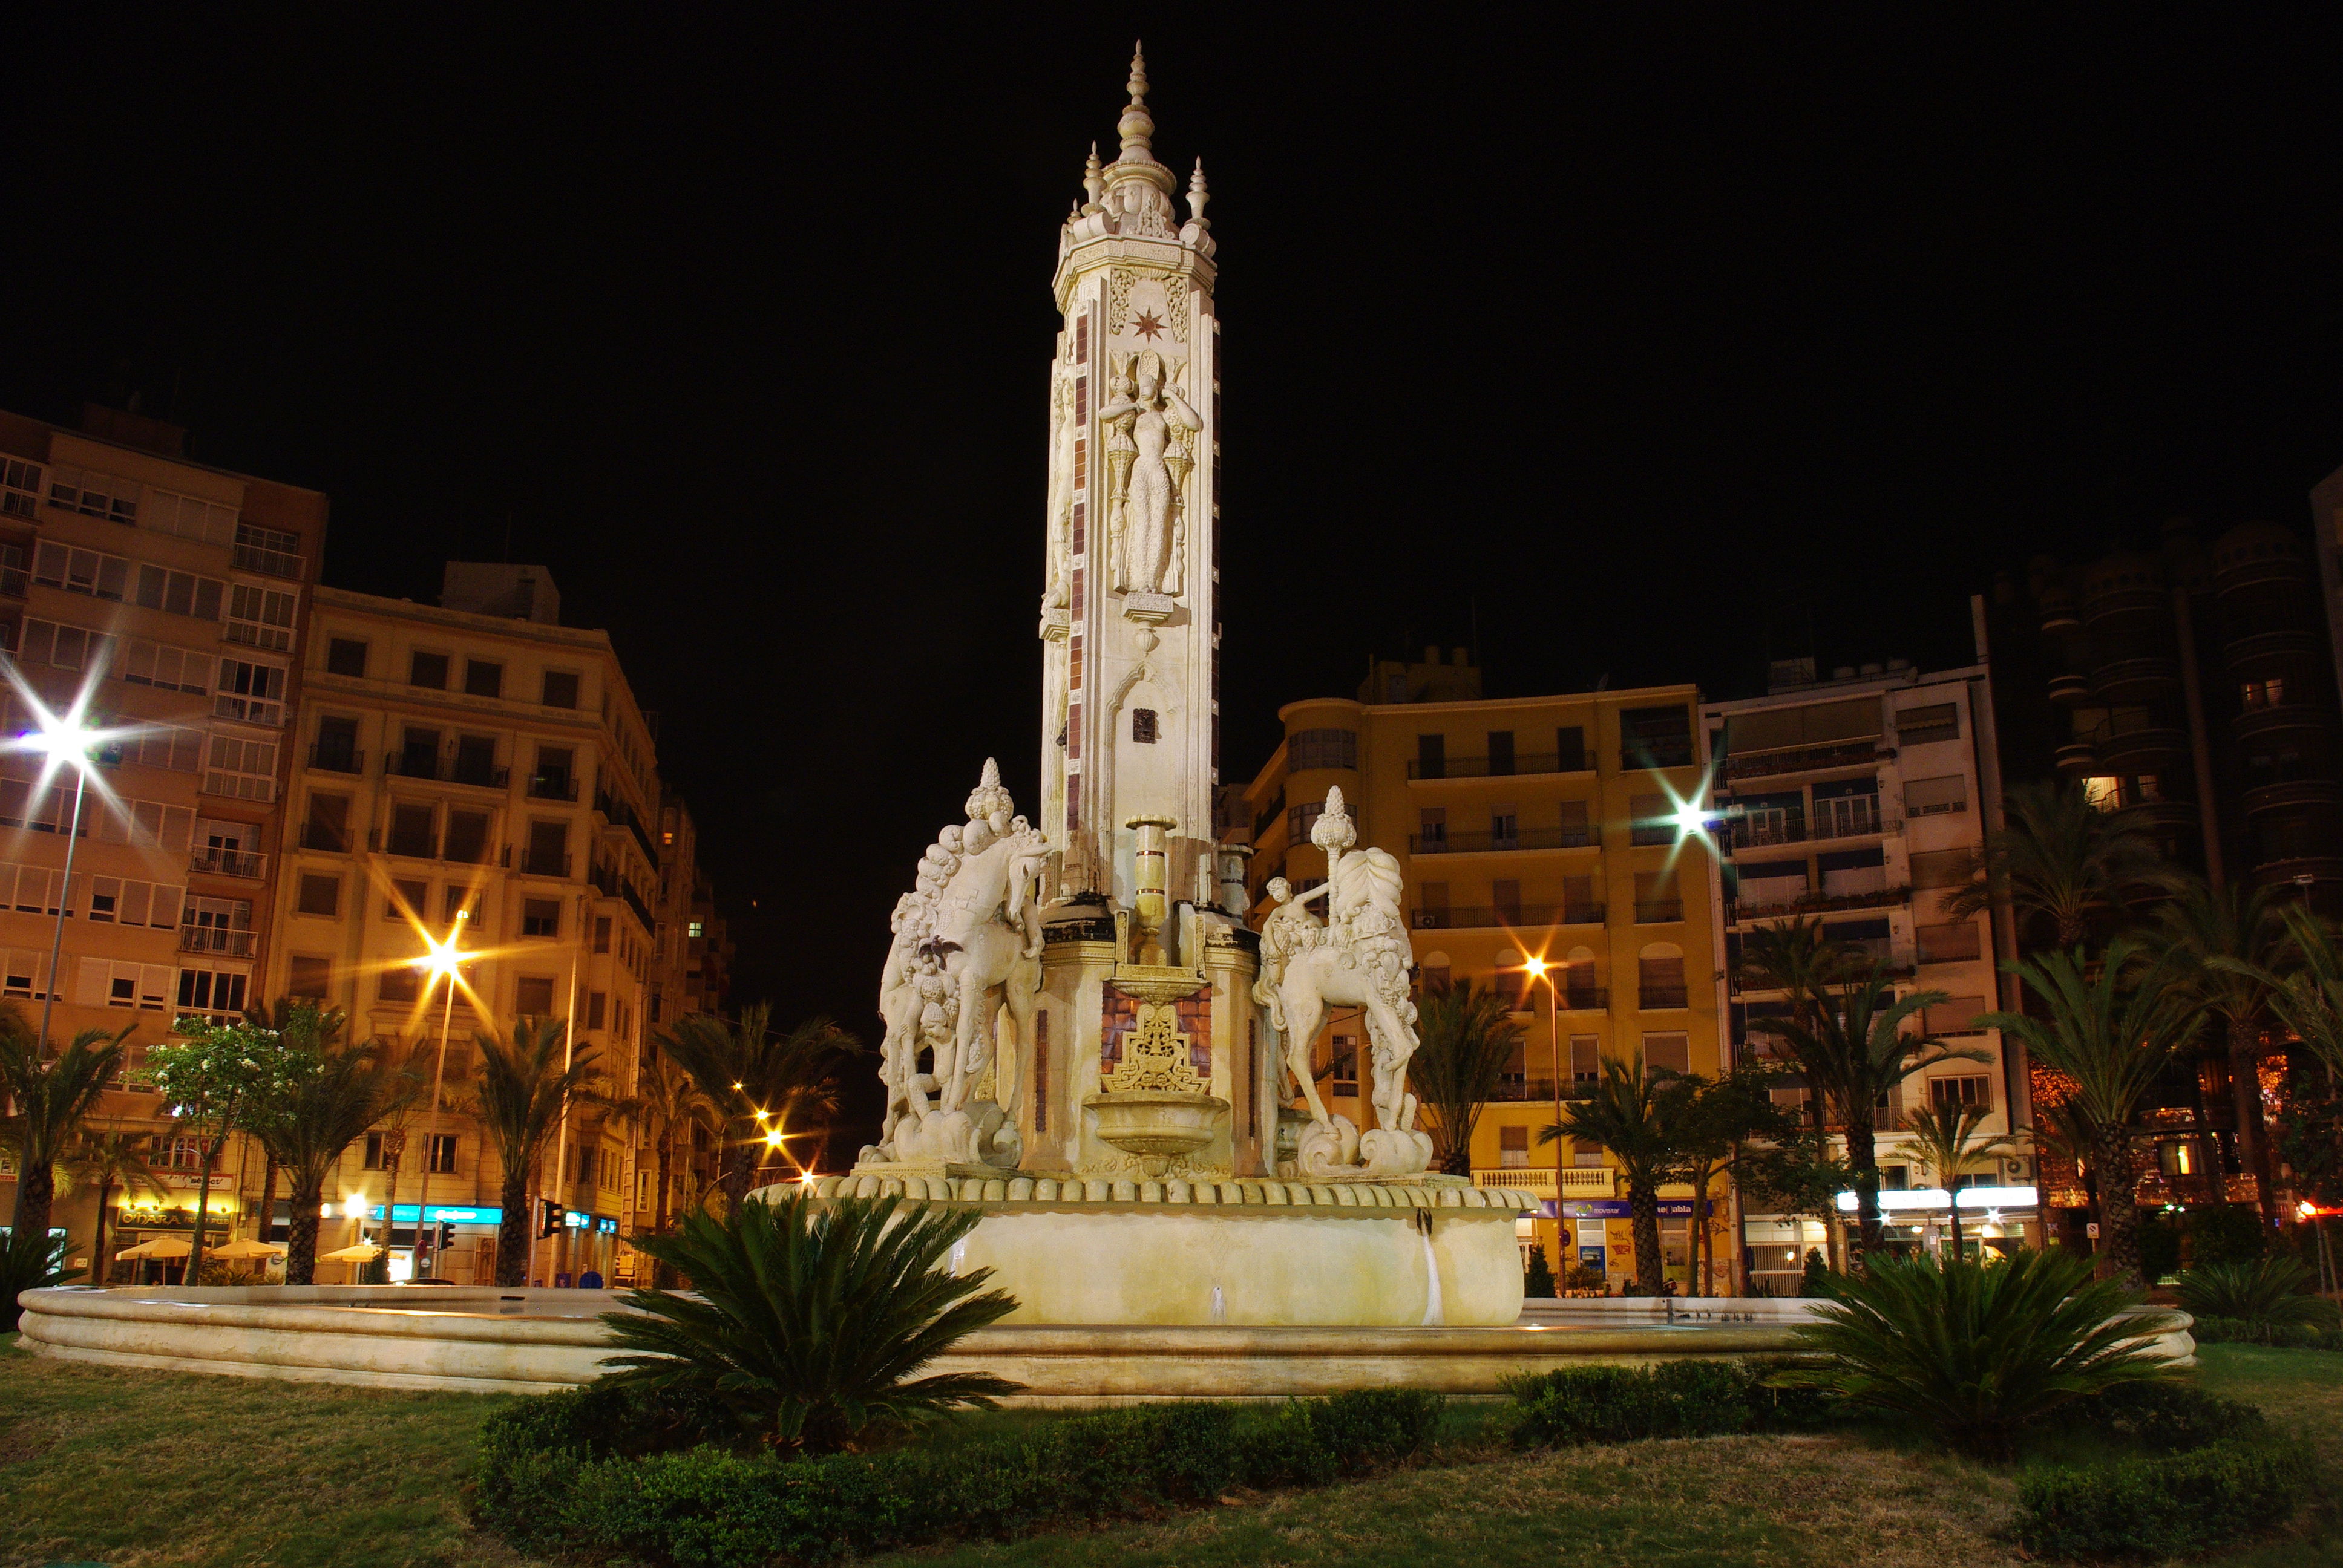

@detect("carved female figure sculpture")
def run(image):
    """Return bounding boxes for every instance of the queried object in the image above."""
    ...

[1101,350,1201,596]
[1042,360,1077,611]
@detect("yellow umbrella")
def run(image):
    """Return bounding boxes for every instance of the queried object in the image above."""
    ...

[116,1237,192,1260]
[211,1238,287,1260]
[319,1242,387,1262]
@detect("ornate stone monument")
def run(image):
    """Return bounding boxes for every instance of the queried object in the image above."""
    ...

[814,49,1530,1328]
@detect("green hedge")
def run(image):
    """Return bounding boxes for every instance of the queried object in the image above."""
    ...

[1502,1357,1841,1448]
[2053,1378,2264,1454]
[2016,1439,2318,1559]
[474,1387,1444,1567]
[2187,1314,2343,1351]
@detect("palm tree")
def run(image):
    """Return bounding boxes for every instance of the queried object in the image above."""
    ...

[1541,1052,1687,1296]
[1980,940,2203,1289]
[1736,916,1858,1042]
[1899,1101,2017,1260]
[601,1047,710,1285]
[2221,902,2343,1079]
[474,1018,601,1286]
[602,1190,1022,1453]
[1407,978,1527,1176]
[2157,877,2286,1220]
[1,1017,135,1247]
[659,1005,857,1205]
[1769,965,1973,1256]
[61,1126,163,1285]
[258,1034,415,1284]
[1942,779,2172,949]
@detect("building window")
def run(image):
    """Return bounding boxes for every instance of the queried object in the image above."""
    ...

[409,650,450,690]
[1904,774,1968,816]
[586,991,607,1029]
[464,659,504,699]
[541,670,580,709]
[522,898,562,937]
[232,522,303,578]
[427,1134,458,1174]
[1487,730,1516,776]
[224,583,295,650]
[1288,800,1325,842]
[516,975,557,1015]
[444,884,480,923]
[296,874,341,917]
[1922,996,1989,1037]
[1556,725,1587,772]
[1570,1035,1601,1084]
[1916,921,1982,963]
[287,955,331,999]
[16,618,120,673]
[1642,1031,1691,1078]
[444,809,491,865]
[203,736,278,803]
[363,1132,393,1170]
[594,916,613,955]
[45,465,138,522]
[120,638,215,694]
[1330,1036,1358,1094]
[326,637,368,678]
[303,792,352,853]
[387,803,437,859]
[1499,1125,1529,1168]
[1628,792,1677,847]
[524,820,568,877]
[1896,703,1960,745]
[1288,728,1357,772]
[1621,705,1694,768]
[2241,678,2286,710]
[385,878,428,921]
[1930,1074,1993,1111]
[1131,708,1158,743]
[33,540,132,599]
[217,658,288,725]
[176,964,247,1018]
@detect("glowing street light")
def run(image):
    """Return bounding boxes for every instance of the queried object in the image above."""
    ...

[408,918,467,1277]
[2,683,119,1050]
[1512,953,1567,1238]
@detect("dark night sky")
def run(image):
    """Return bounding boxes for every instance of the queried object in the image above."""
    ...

[5,11,2342,1053]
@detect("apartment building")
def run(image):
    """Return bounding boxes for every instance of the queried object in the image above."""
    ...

[0,404,323,1270]
[1702,649,2028,1289]
[1239,651,1726,1291]
[261,564,666,1284]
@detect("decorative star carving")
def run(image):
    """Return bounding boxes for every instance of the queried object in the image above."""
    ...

[1132,311,1164,340]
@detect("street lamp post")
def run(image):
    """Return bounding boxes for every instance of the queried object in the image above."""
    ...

[1519,956,1565,1273]
[17,712,105,1051]
[410,922,465,1278]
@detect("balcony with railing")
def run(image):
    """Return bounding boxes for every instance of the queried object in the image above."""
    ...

[1637,985,1689,1010]
[1720,740,1886,782]
[1471,1167,1615,1196]
[180,925,257,958]
[1409,825,1597,855]
[299,823,351,853]
[1634,899,1684,924]
[1725,808,1898,852]
[189,846,264,879]
[384,750,445,781]
[1730,885,1912,924]
[528,772,579,802]
[307,742,364,775]
[522,849,572,878]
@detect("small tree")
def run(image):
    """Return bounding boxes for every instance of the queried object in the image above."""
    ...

[61,1126,163,1285]
[1981,941,2203,1290]
[1771,965,1976,1256]
[659,1005,857,1205]
[1900,1101,2017,1260]
[1671,1071,1786,1295]
[146,1017,310,1284]
[1736,1122,1853,1275]
[1524,1242,1558,1299]
[474,1019,600,1286]
[1544,1052,1686,1296]
[2,1016,134,1250]
[250,1010,412,1284]
[1407,978,1527,1177]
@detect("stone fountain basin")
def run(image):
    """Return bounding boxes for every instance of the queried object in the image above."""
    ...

[1083,1089,1225,1163]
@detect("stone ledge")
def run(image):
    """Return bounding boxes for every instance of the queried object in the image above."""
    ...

[799,1173,1537,1213]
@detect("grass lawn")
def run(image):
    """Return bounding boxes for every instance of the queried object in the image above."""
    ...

[2,1334,2338,1568]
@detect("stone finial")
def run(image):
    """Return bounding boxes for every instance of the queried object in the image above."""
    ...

[1309,785,1358,854]
[966,757,1014,824]
[1118,41,1154,157]
[1186,158,1210,227]
[1082,143,1104,214]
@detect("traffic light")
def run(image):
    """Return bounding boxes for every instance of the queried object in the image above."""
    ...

[434,1221,456,1252]
[539,1200,565,1238]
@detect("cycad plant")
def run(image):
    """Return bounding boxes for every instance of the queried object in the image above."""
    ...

[1900,1101,2017,1260]
[1407,978,1527,1176]
[601,1189,1021,1452]
[1543,1053,1688,1296]
[0,1227,80,1331]
[0,1017,135,1247]
[474,1019,601,1287]
[659,1004,857,1204]
[1769,965,1973,1254]
[1780,1247,2177,1457]
[1981,941,2201,1289]
[2173,1257,2343,1339]
[1942,779,2173,948]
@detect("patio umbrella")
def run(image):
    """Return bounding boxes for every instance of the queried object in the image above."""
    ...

[116,1237,192,1260]
[319,1242,388,1261]
[210,1238,287,1260]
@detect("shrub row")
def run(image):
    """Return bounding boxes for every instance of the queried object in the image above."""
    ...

[475,1386,1444,1568]
[2016,1439,2319,1559]
[2187,1314,2343,1351]
[1502,1357,1841,1448]
[2053,1377,2265,1454]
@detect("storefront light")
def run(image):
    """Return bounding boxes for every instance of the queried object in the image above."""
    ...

[1834,1185,2039,1213]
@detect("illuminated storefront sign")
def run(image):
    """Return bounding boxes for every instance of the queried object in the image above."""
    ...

[365,1205,503,1225]
[1832,1185,2038,1212]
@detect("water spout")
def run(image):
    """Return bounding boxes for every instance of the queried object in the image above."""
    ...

[1419,1228,1445,1327]
[948,1239,968,1278]
[1209,1284,1226,1324]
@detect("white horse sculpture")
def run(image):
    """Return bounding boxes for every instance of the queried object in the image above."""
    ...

[1254,788,1434,1178]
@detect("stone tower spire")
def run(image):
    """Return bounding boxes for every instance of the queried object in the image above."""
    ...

[1038,50,1223,909]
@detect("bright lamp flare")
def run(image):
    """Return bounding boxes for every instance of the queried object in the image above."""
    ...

[415,931,465,979]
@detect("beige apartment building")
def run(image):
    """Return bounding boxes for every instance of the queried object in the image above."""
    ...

[257,564,671,1282]
[0,403,324,1269]
[1239,652,1728,1292]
